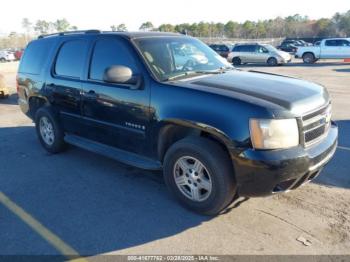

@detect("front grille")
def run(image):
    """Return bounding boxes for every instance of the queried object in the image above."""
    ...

[301,104,331,146]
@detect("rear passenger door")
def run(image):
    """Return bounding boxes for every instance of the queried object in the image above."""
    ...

[338,39,350,58]
[80,36,150,155]
[241,45,256,63]
[322,40,340,58]
[45,39,89,134]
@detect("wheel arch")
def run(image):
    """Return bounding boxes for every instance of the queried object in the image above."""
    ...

[156,119,234,164]
[28,95,50,118]
[302,51,315,58]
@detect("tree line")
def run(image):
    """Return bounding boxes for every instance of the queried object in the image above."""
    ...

[145,10,350,38]
[0,10,349,49]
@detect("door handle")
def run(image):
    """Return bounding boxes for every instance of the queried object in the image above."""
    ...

[83,90,98,100]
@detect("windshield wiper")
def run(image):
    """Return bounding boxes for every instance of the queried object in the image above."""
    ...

[164,70,224,82]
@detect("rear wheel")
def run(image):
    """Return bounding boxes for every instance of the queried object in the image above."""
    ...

[0,58,6,63]
[163,136,236,215]
[267,57,278,66]
[232,57,241,65]
[35,107,67,153]
[302,53,316,64]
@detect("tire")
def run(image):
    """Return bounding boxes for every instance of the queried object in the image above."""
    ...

[302,53,316,64]
[232,57,241,65]
[163,136,236,215]
[267,57,278,66]
[35,107,67,154]
[0,58,6,63]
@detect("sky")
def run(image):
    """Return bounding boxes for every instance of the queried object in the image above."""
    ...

[0,0,349,34]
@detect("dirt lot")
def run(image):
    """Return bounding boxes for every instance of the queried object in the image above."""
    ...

[0,60,349,256]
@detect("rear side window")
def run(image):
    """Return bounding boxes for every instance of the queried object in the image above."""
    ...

[55,40,88,78]
[338,40,350,46]
[89,38,139,81]
[19,40,50,75]
[325,40,349,47]
[233,45,242,52]
[219,45,229,51]
[235,45,255,52]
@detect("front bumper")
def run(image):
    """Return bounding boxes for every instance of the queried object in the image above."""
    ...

[232,122,338,197]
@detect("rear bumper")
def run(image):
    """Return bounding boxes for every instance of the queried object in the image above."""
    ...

[232,122,338,197]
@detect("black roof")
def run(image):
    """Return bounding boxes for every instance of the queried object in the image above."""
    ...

[38,30,183,40]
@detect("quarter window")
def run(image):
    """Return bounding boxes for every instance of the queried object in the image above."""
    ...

[19,40,51,75]
[55,40,88,78]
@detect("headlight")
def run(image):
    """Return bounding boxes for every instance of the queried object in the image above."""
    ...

[249,119,299,149]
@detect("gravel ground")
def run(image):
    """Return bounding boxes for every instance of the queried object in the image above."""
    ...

[0,60,349,256]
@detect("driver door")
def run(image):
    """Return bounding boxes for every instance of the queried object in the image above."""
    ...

[80,36,151,155]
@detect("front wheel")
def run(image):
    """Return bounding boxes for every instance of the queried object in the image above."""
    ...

[267,57,278,66]
[302,53,316,64]
[232,57,241,65]
[163,137,236,215]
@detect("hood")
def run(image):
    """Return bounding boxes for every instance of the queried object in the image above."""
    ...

[276,50,291,59]
[178,70,329,116]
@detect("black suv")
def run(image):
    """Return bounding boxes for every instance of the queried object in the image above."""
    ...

[17,30,338,215]
[208,44,231,58]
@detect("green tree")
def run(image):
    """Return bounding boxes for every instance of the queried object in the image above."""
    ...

[117,24,127,31]
[22,18,32,43]
[158,24,175,32]
[34,20,51,34]
[22,18,32,33]
[139,21,154,31]
[53,19,70,32]
[110,25,117,31]
[338,10,350,36]
[224,21,238,38]
[242,21,255,38]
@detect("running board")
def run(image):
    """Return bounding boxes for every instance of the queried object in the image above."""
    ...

[64,134,162,170]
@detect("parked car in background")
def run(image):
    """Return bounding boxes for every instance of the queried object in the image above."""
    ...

[0,73,9,98]
[14,49,24,60]
[295,38,350,64]
[209,44,231,58]
[280,39,312,48]
[277,42,298,53]
[227,43,292,66]
[0,50,15,62]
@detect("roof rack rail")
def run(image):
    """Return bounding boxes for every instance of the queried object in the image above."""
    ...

[38,29,101,39]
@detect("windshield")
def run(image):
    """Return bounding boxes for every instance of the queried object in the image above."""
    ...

[263,44,279,53]
[133,37,233,81]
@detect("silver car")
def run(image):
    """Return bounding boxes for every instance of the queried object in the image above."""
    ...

[0,50,16,62]
[227,43,292,66]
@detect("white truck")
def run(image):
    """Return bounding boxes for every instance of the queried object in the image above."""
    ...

[295,38,350,64]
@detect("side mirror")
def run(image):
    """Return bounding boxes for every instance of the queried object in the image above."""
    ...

[103,65,142,89]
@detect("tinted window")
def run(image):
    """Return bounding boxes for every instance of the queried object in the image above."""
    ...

[19,40,51,75]
[257,46,268,53]
[239,45,255,52]
[325,40,349,47]
[338,40,350,46]
[233,45,241,52]
[234,45,253,52]
[89,38,139,81]
[55,40,88,78]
